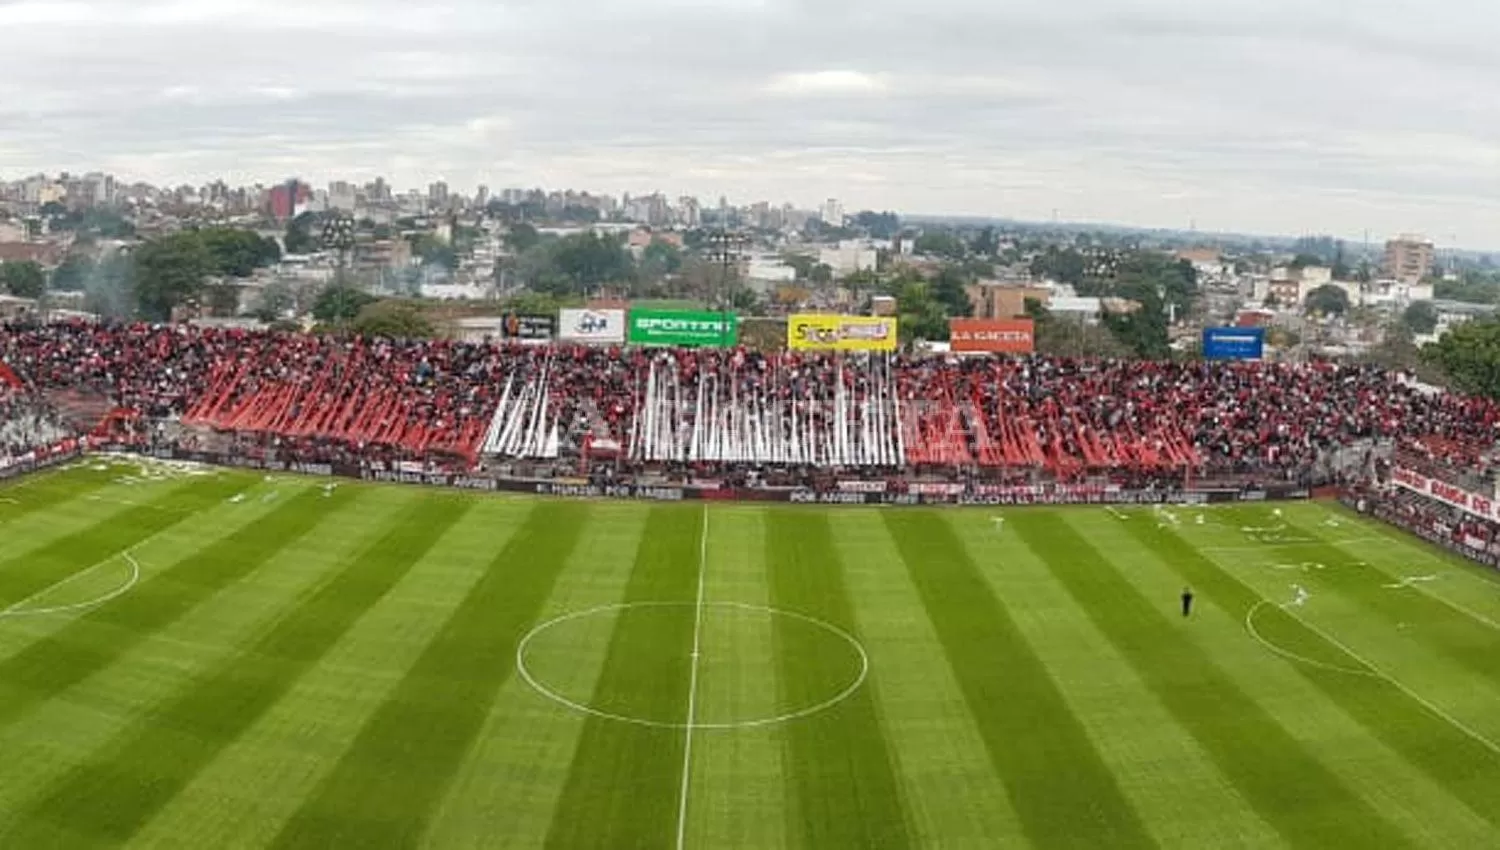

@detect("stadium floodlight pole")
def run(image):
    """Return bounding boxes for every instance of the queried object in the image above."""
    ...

[321,213,357,290]
[705,229,746,346]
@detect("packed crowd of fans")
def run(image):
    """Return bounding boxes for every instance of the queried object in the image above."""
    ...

[5,319,1500,488]
[0,387,72,466]
[1346,474,1500,566]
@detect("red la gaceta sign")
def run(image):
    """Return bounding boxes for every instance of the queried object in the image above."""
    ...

[949,318,1035,354]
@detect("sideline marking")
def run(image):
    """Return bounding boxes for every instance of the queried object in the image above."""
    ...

[1277,600,1500,758]
[0,551,141,619]
[1244,599,1376,678]
[1338,534,1500,633]
[675,504,709,850]
[515,601,870,730]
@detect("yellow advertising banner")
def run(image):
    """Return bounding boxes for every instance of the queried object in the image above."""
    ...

[786,314,899,351]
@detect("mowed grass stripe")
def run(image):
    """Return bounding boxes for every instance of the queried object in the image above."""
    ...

[0,482,338,728]
[883,511,1155,850]
[952,511,1282,850]
[0,493,471,848]
[544,504,702,850]
[0,473,240,610]
[269,502,586,849]
[1123,512,1500,833]
[1275,513,1500,686]
[0,464,116,524]
[1010,511,1413,849]
[1099,509,1500,844]
[765,508,912,849]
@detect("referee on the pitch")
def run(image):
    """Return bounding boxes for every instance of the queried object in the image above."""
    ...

[1181,587,1194,618]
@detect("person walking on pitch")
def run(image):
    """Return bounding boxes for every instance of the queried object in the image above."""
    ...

[1181,587,1194,617]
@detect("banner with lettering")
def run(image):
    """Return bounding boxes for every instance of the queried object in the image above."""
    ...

[1391,466,1500,522]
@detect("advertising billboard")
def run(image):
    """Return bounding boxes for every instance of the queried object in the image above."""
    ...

[949,318,1035,354]
[502,313,555,342]
[627,309,738,347]
[786,314,898,352]
[1202,327,1266,360]
[558,309,626,344]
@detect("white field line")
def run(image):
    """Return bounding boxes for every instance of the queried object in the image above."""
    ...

[1243,601,1377,678]
[0,551,141,619]
[1335,534,1500,633]
[675,504,709,850]
[1199,537,1381,556]
[1194,537,1500,758]
[1277,601,1500,758]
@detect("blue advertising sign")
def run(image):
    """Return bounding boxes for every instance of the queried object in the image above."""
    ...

[1202,327,1265,360]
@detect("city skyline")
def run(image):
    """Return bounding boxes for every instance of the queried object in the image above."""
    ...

[4,1,1500,246]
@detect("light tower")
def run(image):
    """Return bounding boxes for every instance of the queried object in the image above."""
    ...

[321,213,356,286]
[705,229,748,346]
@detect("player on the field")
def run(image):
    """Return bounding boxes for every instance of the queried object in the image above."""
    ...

[1181,587,1194,617]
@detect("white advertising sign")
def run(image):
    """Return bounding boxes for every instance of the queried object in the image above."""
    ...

[558,309,626,344]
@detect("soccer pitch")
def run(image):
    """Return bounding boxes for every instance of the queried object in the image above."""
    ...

[1,458,1500,848]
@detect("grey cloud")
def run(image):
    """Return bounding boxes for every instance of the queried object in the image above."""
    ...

[3,0,1500,244]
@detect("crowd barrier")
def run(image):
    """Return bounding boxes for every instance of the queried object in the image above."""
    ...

[0,439,84,483]
[98,446,1314,507]
[1339,494,1500,571]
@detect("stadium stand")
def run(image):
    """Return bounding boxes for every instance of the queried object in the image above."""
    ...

[0,386,73,466]
[5,319,1500,487]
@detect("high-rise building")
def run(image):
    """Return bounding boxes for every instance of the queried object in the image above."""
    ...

[820,198,844,226]
[475,184,490,208]
[428,180,450,210]
[267,179,311,219]
[328,180,357,211]
[1383,234,1435,284]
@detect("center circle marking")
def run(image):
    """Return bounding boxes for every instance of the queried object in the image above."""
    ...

[516,601,869,729]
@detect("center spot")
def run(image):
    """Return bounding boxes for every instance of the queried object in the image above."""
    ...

[517,602,868,729]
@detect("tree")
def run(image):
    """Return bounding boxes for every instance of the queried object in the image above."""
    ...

[1028,246,1087,286]
[1103,299,1170,359]
[351,300,435,339]
[132,232,215,320]
[529,231,632,295]
[913,230,966,260]
[895,282,949,343]
[1435,271,1500,304]
[850,211,900,239]
[930,266,973,317]
[639,239,684,282]
[783,254,815,280]
[253,280,297,322]
[0,261,46,298]
[1402,300,1439,335]
[312,284,377,324]
[971,226,998,257]
[1422,318,1500,398]
[501,291,581,317]
[1304,284,1351,317]
[197,227,280,277]
[809,263,834,285]
[409,232,458,271]
[505,222,541,253]
[51,254,94,291]
[283,212,318,254]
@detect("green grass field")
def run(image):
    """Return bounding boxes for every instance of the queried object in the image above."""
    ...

[2,456,1500,848]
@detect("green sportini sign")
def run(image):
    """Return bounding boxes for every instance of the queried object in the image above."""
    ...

[627,309,739,347]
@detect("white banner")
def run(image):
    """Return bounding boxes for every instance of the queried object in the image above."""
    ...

[559,309,625,344]
[1391,466,1500,523]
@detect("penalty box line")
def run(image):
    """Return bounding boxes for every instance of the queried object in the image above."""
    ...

[1196,547,1500,758]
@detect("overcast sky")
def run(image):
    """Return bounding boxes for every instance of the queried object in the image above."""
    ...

[3,0,1499,245]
